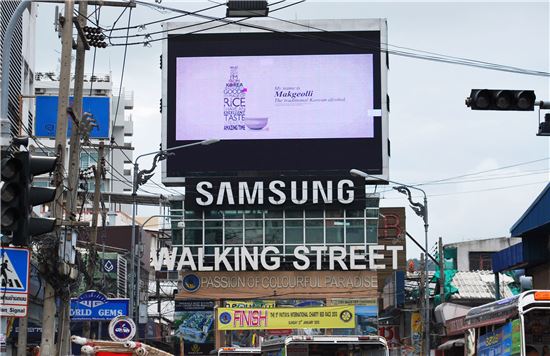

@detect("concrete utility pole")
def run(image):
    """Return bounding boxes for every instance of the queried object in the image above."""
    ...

[83,141,104,338]
[40,1,74,355]
[58,1,88,352]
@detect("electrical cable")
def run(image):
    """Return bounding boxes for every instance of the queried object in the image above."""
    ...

[110,6,133,131]
[108,0,549,77]
[107,2,223,33]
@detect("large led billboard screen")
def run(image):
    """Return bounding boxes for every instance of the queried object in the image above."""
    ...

[162,19,388,184]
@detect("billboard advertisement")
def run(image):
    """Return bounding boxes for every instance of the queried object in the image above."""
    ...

[35,96,110,138]
[174,300,215,356]
[162,19,388,184]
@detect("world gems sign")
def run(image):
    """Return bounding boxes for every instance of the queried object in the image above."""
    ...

[217,305,355,331]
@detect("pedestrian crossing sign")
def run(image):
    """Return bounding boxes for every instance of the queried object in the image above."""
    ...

[0,247,30,294]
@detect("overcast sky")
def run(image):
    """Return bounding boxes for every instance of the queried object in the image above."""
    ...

[34,1,550,259]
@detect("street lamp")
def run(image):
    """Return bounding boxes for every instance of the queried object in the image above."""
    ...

[129,139,219,324]
[350,169,430,355]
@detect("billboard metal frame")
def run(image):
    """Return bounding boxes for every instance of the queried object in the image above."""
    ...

[161,19,389,185]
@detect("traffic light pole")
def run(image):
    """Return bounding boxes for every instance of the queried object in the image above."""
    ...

[40,1,74,355]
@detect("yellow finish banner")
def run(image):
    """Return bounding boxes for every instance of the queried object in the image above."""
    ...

[217,305,355,330]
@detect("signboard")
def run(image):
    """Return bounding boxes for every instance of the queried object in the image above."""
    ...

[152,245,403,272]
[35,96,110,138]
[175,270,378,299]
[162,19,389,184]
[70,290,129,321]
[477,322,513,356]
[108,316,136,342]
[217,305,355,330]
[184,176,366,210]
[0,247,30,317]
[174,300,215,356]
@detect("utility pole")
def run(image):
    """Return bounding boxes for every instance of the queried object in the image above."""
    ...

[83,141,104,338]
[439,237,445,304]
[16,316,28,356]
[419,253,426,355]
[57,1,88,353]
[40,1,74,354]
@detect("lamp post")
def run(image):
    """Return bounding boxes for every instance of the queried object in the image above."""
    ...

[350,169,430,355]
[129,139,219,324]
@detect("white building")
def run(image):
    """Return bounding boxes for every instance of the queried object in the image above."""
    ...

[445,237,522,271]
[0,0,37,143]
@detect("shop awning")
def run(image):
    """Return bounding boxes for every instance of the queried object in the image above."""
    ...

[510,182,550,236]
[438,338,465,350]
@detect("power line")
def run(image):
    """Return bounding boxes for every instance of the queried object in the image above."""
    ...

[104,1,549,77]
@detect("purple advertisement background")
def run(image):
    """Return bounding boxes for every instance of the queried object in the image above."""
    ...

[175,54,374,141]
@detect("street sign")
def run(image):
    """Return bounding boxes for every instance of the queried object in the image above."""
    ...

[70,290,130,321]
[108,316,136,342]
[0,247,30,317]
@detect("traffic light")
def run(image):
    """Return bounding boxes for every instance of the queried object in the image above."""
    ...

[1,151,57,246]
[466,89,536,111]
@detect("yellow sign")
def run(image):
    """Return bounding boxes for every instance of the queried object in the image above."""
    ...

[217,306,355,330]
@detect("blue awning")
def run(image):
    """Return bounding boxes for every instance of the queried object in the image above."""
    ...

[492,243,525,273]
[510,182,550,237]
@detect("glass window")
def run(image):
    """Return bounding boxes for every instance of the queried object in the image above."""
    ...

[172,229,183,245]
[204,210,223,219]
[80,151,98,170]
[346,209,364,218]
[305,220,324,244]
[366,220,378,243]
[366,208,379,218]
[171,200,183,210]
[265,220,283,245]
[469,252,493,270]
[205,221,222,244]
[225,220,243,245]
[347,219,364,244]
[326,209,344,218]
[244,210,264,218]
[305,210,323,218]
[184,210,202,219]
[245,220,263,245]
[285,210,303,219]
[265,210,283,218]
[224,210,243,219]
[326,219,345,244]
[285,220,303,244]
[184,221,202,245]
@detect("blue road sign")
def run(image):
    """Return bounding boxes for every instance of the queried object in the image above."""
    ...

[70,290,130,321]
[0,247,30,293]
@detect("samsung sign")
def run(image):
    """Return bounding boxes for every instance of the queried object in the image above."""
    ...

[185,177,366,210]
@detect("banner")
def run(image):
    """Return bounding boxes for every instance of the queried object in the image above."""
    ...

[477,322,513,356]
[217,305,355,331]
[411,312,423,356]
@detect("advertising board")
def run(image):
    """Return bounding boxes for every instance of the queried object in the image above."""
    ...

[162,19,388,184]
[35,96,110,138]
